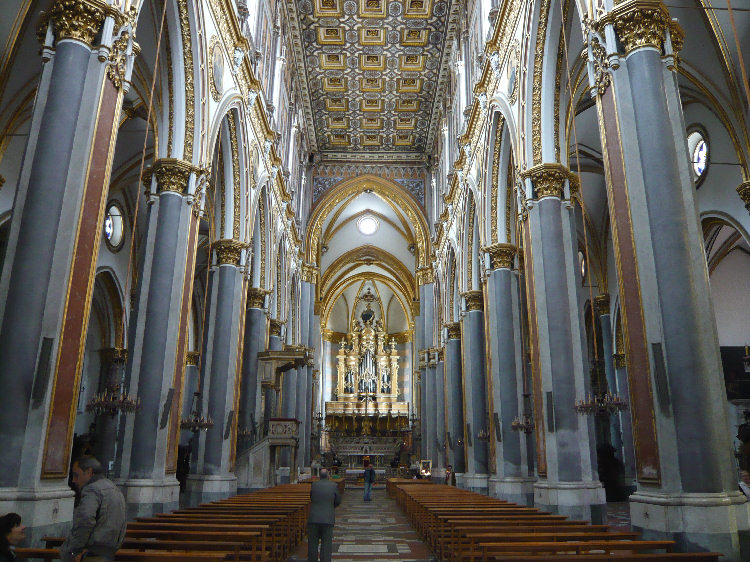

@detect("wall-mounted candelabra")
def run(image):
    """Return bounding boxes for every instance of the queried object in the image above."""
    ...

[574,392,628,416]
[476,428,491,442]
[511,414,535,433]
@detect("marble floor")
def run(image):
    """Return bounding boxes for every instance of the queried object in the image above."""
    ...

[287,486,437,561]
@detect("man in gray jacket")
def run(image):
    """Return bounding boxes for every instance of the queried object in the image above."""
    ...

[307,468,341,562]
[60,456,127,562]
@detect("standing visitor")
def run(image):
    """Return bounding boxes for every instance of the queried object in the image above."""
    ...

[307,468,341,562]
[363,459,376,502]
[445,464,456,486]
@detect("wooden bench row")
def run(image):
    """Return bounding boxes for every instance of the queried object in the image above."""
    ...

[388,481,722,562]
[15,482,314,561]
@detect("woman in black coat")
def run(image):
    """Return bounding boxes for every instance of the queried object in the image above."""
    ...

[0,513,25,561]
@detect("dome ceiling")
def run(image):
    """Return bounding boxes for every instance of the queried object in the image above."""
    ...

[283,0,460,162]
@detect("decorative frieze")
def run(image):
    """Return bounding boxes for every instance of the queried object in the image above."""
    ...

[145,158,200,194]
[483,243,517,270]
[462,290,484,312]
[608,0,670,55]
[185,351,200,366]
[520,163,576,200]
[269,318,285,337]
[445,322,461,340]
[212,239,245,266]
[247,287,270,309]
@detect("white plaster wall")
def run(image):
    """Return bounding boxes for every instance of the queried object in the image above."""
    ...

[708,249,750,346]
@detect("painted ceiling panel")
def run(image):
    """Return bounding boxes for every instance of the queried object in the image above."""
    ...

[284,0,459,161]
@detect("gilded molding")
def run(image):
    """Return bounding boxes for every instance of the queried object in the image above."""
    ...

[520,163,576,200]
[145,158,199,194]
[247,287,270,308]
[269,318,285,337]
[594,293,610,314]
[462,290,484,311]
[106,31,130,90]
[589,36,611,97]
[212,238,245,265]
[483,243,517,270]
[445,322,461,340]
[737,181,750,213]
[177,0,195,159]
[228,113,241,239]
[50,0,107,45]
[0,175,5,190]
[608,0,669,55]
[301,263,318,284]
[531,0,552,164]
[613,352,627,369]
[416,265,434,286]
[185,351,200,366]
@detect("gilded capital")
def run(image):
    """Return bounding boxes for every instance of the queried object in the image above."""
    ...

[444,322,461,340]
[483,243,517,270]
[247,287,270,309]
[301,263,318,284]
[213,239,245,266]
[737,181,750,213]
[50,0,107,46]
[416,266,435,286]
[609,0,670,55]
[520,163,576,200]
[462,290,484,311]
[269,318,285,337]
[185,351,200,366]
[145,158,199,194]
[594,293,610,314]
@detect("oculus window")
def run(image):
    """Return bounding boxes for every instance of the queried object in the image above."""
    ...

[104,201,124,251]
[687,129,708,185]
[357,215,379,236]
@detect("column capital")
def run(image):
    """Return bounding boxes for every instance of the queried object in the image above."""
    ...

[483,243,517,270]
[185,351,200,366]
[737,181,750,213]
[604,0,671,56]
[212,238,245,266]
[444,322,461,340]
[416,265,435,286]
[50,0,107,46]
[145,158,201,194]
[594,293,611,314]
[301,263,318,284]
[269,318,285,337]
[520,163,578,200]
[247,287,270,308]
[461,290,484,311]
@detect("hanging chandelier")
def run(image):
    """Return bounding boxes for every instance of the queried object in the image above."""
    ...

[511,414,535,434]
[180,391,214,432]
[86,384,140,416]
[574,392,628,416]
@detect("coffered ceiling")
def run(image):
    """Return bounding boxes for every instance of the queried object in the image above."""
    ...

[283,0,460,162]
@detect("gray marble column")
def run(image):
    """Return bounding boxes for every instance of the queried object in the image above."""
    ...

[263,320,284,429]
[589,4,749,556]
[123,160,199,517]
[444,324,465,474]
[613,354,636,491]
[419,350,428,460]
[594,295,624,461]
[460,291,489,493]
[484,244,534,505]
[180,352,201,446]
[425,354,437,467]
[185,239,244,505]
[238,288,268,450]
[296,280,314,469]
[520,164,605,522]
[434,352,446,472]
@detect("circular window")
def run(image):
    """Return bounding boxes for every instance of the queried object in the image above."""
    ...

[578,249,587,284]
[687,130,708,184]
[357,215,379,236]
[104,202,125,251]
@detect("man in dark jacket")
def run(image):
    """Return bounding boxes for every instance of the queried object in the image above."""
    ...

[307,469,341,562]
[363,460,376,501]
[60,456,127,562]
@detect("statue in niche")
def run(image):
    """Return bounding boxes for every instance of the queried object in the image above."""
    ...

[344,369,355,394]
[380,366,391,394]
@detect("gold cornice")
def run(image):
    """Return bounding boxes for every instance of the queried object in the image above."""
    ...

[444,322,461,340]
[604,0,670,55]
[269,318,285,337]
[185,351,200,366]
[520,163,577,200]
[390,330,413,344]
[483,243,517,270]
[594,293,610,314]
[247,287,270,308]
[212,238,245,266]
[145,158,200,194]
[462,290,484,311]
[50,0,108,46]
